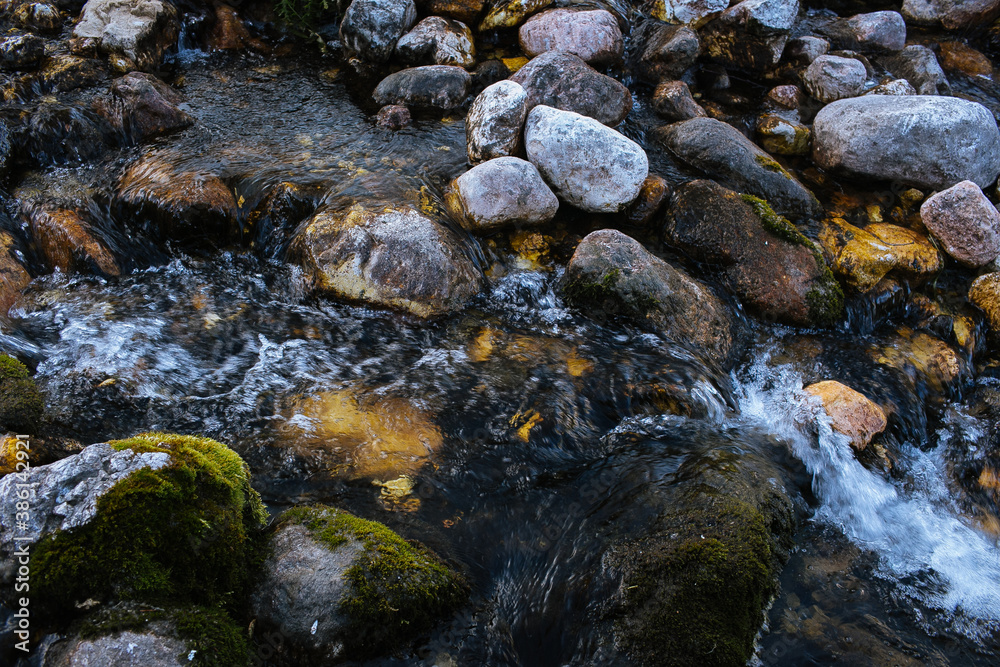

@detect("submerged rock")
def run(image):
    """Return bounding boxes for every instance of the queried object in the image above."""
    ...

[466,80,528,163]
[294,203,482,318]
[0,355,44,435]
[510,51,632,126]
[0,232,30,316]
[756,114,810,155]
[635,22,700,82]
[518,8,623,65]
[0,433,267,613]
[72,0,180,70]
[805,380,887,450]
[919,180,1000,268]
[665,180,844,326]
[656,117,821,219]
[27,206,120,276]
[524,106,648,213]
[563,229,734,363]
[94,71,193,144]
[819,218,942,292]
[812,95,1000,191]
[701,0,799,73]
[803,55,867,103]
[446,157,558,232]
[970,272,1000,336]
[340,0,417,64]
[395,16,475,69]
[22,103,110,167]
[372,65,470,110]
[0,34,46,71]
[375,104,411,130]
[252,506,467,661]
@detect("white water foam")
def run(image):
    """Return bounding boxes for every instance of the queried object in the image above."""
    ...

[729,353,1000,641]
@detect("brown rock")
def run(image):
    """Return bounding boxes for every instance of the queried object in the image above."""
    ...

[14,2,62,33]
[938,41,993,77]
[27,207,119,276]
[375,104,411,130]
[518,8,623,65]
[652,80,706,122]
[920,180,1000,267]
[626,175,671,227]
[416,0,485,25]
[765,84,803,110]
[970,272,1000,335]
[0,232,31,316]
[207,4,269,52]
[95,72,192,143]
[805,380,887,450]
[819,218,942,292]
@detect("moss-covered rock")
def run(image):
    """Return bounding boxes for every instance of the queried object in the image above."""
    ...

[0,354,44,434]
[1,433,267,618]
[252,505,468,662]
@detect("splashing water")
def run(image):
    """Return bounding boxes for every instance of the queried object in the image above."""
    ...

[732,350,1000,642]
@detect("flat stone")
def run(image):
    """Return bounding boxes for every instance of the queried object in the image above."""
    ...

[819,218,942,291]
[920,180,1000,267]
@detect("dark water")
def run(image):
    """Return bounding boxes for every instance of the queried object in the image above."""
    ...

[3,21,1000,667]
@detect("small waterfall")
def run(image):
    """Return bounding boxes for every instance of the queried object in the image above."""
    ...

[731,352,1000,642]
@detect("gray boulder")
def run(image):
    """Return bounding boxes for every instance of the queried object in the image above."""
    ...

[395,16,475,69]
[920,180,1000,267]
[72,0,179,70]
[656,117,822,219]
[510,51,632,126]
[818,11,906,53]
[563,229,734,363]
[813,95,1000,190]
[293,203,482,317]
[902,0,1000,29]
[802,55,868,103]
[340,0,417,64]
[635,22,700,82]
[43,630,189,666]
[372,65,471,110]
[466,80,527,164]
[518,8,623,65]
[525,106,648,213]
[701,0,799,72]
[880,45,950,96]
[447,157,558,232]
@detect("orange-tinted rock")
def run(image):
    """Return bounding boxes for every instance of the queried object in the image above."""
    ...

[626,175,670,227]
[805,380,887,450]
[939,41,993,77]
[27,207,119,276]
[0,232,30,315]
[207,4,271,53]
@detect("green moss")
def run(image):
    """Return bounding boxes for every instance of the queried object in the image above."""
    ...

[276,0,341,41]
[281,505,468,656]
[740,194,808,247]
[564,268,660,321]
[0,354,44,434]
[754,153,793,178]
[614,497,781,667]
[30,433,268,618]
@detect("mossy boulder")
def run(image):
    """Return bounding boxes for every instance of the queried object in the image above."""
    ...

[251,505,468,662]
[0,433,267,619]
[0,354,44,434]
[665,180,844,327]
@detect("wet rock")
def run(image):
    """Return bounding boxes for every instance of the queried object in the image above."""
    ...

[72,0,180,70]
[42,627,190,667]
[652,0,728,25]
[340,0,417,64]
[117,155,238,242]
[94,71,192,144]
[479,0,552,31]
[786,35,829,64]
[14,2,62,33]
[470,58,509,93]
[920,181,1000,268]
[446,157,558,232]
[812,95,1000,191]
[805,380,887,450]
[874,327,965,397]
[466,80,527,164]
[294,203,482,318]
[626,175,671,227]
[701,0,800,73]
[27,207,119,276]
[765,84,802,110]
[0,34,45,71]
[652,81,706,121]
[396,16,475,69]
[518,8,623,65]
[864,78,916,95]
[23,103,110,166]
[510,51,632,126]
[375,104,411,130]
[818,11,906,53]
[0,355,44,435]
[0,233,30,315]
[970,272,1000,335]
[248,181,324,257]
[879,45,950,96]
[525,106,648,213]
[938,41,992,78]
[563,229,734,362]
[252,506,467,661]
[416,0,484,25]
[27,54,107,94]
[819,218,942,292]
[902,0,1000,30]
[756,114,810,155]
[0,434,266,614]
[372,65,470,110]
[206,3,268,52]
[636,22,700,82]
[656,117,821,220]
[803,55,867,103]
[665,180,844,326]
[0,121,9,181]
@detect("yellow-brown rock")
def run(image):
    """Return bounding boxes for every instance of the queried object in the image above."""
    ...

[873,327,963,396]
[804,380,887,450]
[969,272,1000,334]
[939,41,993,77]
[0,232,31,316]
[820,218,942,292]
[479,0,552,31]
[28,207,119,276]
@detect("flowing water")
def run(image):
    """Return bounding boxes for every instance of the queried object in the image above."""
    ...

[4,16,1000,666]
